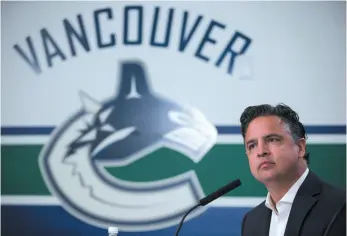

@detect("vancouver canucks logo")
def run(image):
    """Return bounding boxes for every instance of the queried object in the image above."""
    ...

[39,60,218,231]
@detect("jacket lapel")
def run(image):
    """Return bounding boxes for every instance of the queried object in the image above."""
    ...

[284,171,322,236]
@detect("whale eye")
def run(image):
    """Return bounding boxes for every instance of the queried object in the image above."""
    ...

[99,107,113,124]
[97,107,114,132]
[78,128,97,144]
[92,126,136,157]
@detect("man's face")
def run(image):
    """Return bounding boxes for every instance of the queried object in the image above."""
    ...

[244,116,305,184]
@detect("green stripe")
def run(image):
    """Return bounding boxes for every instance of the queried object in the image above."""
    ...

[1,145,49,195]
[1,144,345,196]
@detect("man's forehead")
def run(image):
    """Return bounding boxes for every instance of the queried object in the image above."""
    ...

[245,116,291,138]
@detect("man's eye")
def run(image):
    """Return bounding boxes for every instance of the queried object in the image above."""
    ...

[248,143,255,150]
[269,137,279,142]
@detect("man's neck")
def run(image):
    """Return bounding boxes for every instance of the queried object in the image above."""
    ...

[268,185,291,205]
[266,166,307,204]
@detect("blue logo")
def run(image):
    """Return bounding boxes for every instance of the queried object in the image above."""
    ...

[39,60,218,231]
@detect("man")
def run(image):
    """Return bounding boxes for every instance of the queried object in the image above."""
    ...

[240,103,346,236]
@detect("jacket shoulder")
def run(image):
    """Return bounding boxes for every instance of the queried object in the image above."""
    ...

[304,170,345,203]
[320,178,346,204]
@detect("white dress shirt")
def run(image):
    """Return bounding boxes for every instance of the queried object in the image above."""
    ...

[265,168,309,236]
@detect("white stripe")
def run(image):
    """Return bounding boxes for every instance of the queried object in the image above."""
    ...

[1,196,263,208]
[1,134,345,145]
[209,196,265,207]
[1,196,60,205]
[1,136,50,145]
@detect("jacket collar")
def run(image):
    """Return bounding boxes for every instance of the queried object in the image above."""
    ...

[256,170,322,236]
[283,170,322,236]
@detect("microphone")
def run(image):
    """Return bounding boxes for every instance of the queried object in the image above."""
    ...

[174,179,242,236]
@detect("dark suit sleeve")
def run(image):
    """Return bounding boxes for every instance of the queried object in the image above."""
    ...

[326,204,346,236]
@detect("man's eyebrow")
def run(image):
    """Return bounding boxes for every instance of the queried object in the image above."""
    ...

[245,134,283,145]
[264,133,282,139]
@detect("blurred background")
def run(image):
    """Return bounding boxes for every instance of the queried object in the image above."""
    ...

[1,1,346,236]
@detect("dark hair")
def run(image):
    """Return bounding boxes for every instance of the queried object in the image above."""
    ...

[240,103,309,163]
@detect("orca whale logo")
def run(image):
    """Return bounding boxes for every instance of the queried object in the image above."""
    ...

[39,60,218,231]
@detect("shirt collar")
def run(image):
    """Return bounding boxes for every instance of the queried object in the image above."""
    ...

[265,168,309,210]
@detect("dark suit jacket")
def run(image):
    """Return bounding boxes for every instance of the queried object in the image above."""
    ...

[241,171,346,236]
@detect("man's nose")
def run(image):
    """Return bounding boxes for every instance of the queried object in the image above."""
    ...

[257,142,269,158]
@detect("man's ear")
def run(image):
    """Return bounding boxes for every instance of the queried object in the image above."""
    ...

[297,138,306,159]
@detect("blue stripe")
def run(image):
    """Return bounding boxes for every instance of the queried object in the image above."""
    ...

[217,125,346,134]
[1,125,346,135]
[1,205,250,236]
[1,126,55,135]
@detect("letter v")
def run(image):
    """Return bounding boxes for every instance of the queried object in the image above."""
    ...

[178,12,203,52]
[13,36,42,74]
